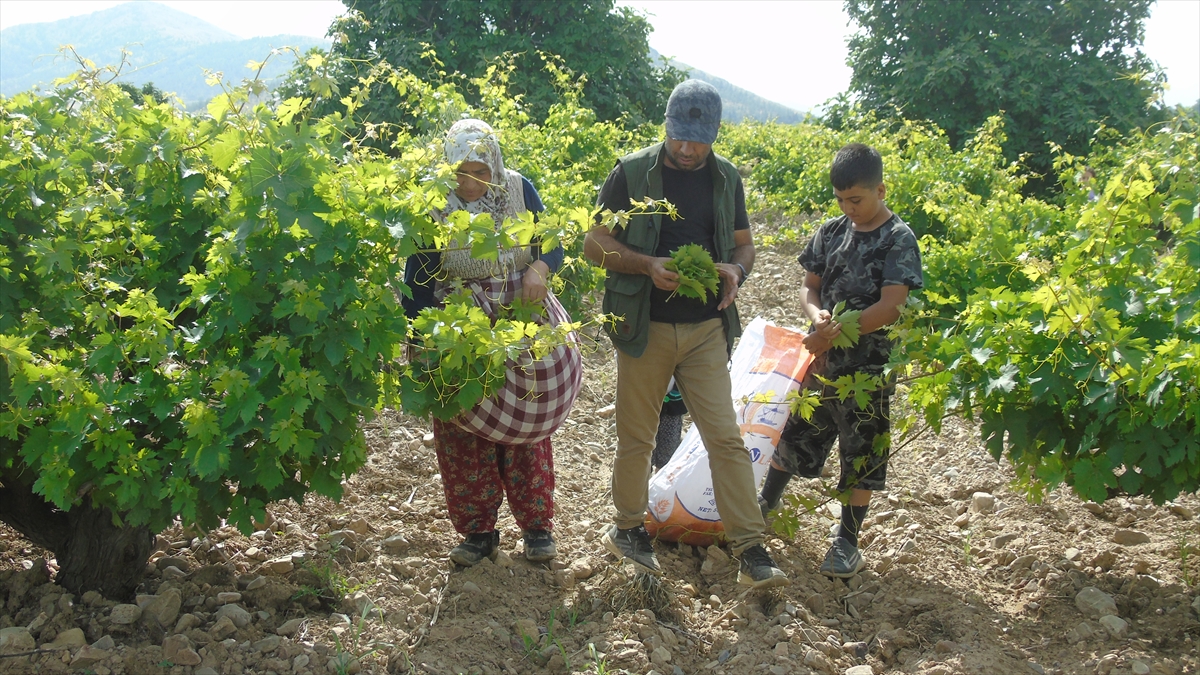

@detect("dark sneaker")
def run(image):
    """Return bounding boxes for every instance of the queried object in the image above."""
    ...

[523,529,557,562]
[819,537,864,578]
[736,544,789,589]
[449,531,499,567]
[602,525,660,573]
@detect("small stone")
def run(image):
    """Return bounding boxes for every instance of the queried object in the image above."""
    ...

[214,604,253,628]
[1075,587,1118,619]
[1192,595,1200,617]
[92,635,115,650]
[253,635,281,653]
[1130,660,1150,675]
[142,589,182,628]
[553,569,575,588]
[347,517,371,535]
[293,654,310,670]
[970,492,996,514]
[1026,662,1046,675]
[0,627,35,652]
[1009,554,1038,570]
[382,534,410,554]
[210,615,237,640]
[45,627,86,649]
[174,648,202,666]
[1099,614,1128,638]
[217,591,242,604]
[1113,529,1151,546]
[161,565,188,581]
[993,532,1019,548]
[163,634,191,661]
[597,404,616,418]
[1064,548,1081,561]
[69,645,109,668]
[845,668,874,675]
[1169,504,1194,519]
[461,581,481,594]
[174,613,201,633]
[953,513,971,528]
[1083,502,1104,515]
[934,639,957,653]
[571,558,594,579]
[245,576,267,591]
[650,646,672,666]
[277,618,306,636]
[156,556,191,572]
[81,591,103,606]
[773,642,788,657]
[261,557,294,575]
[495,550,514,568]
[195,668,219,675]
[803,648,834,673]
[108,603,142,625]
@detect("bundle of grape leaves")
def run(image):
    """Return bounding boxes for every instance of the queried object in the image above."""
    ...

[829,301,863,348]
[663,243,720,302]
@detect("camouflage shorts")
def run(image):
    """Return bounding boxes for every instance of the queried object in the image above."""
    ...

[774,377,892,492]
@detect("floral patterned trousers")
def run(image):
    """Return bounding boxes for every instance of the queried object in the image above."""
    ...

[431,418,555,535]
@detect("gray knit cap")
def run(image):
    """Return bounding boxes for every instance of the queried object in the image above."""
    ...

[665,79,722,145]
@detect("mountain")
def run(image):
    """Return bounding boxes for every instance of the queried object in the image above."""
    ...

[0,2,327,108]
[652,49,805,124]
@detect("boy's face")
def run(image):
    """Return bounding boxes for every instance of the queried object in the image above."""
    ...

[834,182,887,226]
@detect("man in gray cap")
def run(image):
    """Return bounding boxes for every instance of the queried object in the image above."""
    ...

[584,80,787,588]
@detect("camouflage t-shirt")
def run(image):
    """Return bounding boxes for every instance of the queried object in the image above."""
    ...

[798,213,924,378]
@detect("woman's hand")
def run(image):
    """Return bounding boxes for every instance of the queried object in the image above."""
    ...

[521,260,551,302]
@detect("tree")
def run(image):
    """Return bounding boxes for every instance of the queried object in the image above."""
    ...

[844,0,1163,187]
[327,0,683,126]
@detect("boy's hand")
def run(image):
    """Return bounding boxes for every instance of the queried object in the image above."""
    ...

[803,330,834,356]
[813,310,842,341]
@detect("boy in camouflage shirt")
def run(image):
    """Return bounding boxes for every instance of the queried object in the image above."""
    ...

[759,143,923,577]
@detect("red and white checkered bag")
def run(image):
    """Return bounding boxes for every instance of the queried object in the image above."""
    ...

[447,268,582,445]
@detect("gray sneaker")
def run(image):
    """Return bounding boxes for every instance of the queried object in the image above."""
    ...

[602,525,660,573]
[523,529,556,562]
[819,537,865,578]
[449,531,500,567]
[737,544,788,588]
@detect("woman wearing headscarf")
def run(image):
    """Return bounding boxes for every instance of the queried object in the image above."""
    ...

[402,119,581,567]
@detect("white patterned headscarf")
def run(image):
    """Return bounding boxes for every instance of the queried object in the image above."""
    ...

[437,119,530,279]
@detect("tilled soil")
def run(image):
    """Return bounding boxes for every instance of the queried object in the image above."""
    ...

[1,243,1199,675]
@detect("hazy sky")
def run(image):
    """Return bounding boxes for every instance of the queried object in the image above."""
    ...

[2,0,1197,111]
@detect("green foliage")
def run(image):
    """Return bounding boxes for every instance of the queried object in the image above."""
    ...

[0,50,629,551]
[0,60,420,533]
[897,113,1200,504]
[843,0,1165,187]
[663,244,719,302]
[828,301,863,349]
[320,0,684,126]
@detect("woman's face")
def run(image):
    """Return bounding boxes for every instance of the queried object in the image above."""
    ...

[454,160,492,202]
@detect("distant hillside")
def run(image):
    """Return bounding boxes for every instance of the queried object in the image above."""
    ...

[652,49,804,124]
[0,2,327,108]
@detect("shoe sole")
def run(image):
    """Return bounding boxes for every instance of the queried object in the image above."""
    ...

[737,570,790,589]
[602,532,661,574]
[525,547,557,563]
[820,558,865,579]
[449,549,500,567]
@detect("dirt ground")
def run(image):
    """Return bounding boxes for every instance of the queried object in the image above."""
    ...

[1,240,1199,675]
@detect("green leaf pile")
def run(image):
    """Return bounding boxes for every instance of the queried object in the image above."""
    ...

[663,244,720,302]
[828,301,863,348]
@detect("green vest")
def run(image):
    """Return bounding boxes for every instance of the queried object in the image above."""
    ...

[601,142,742,357]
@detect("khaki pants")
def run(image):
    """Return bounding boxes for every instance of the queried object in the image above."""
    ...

[612,319,765,554]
